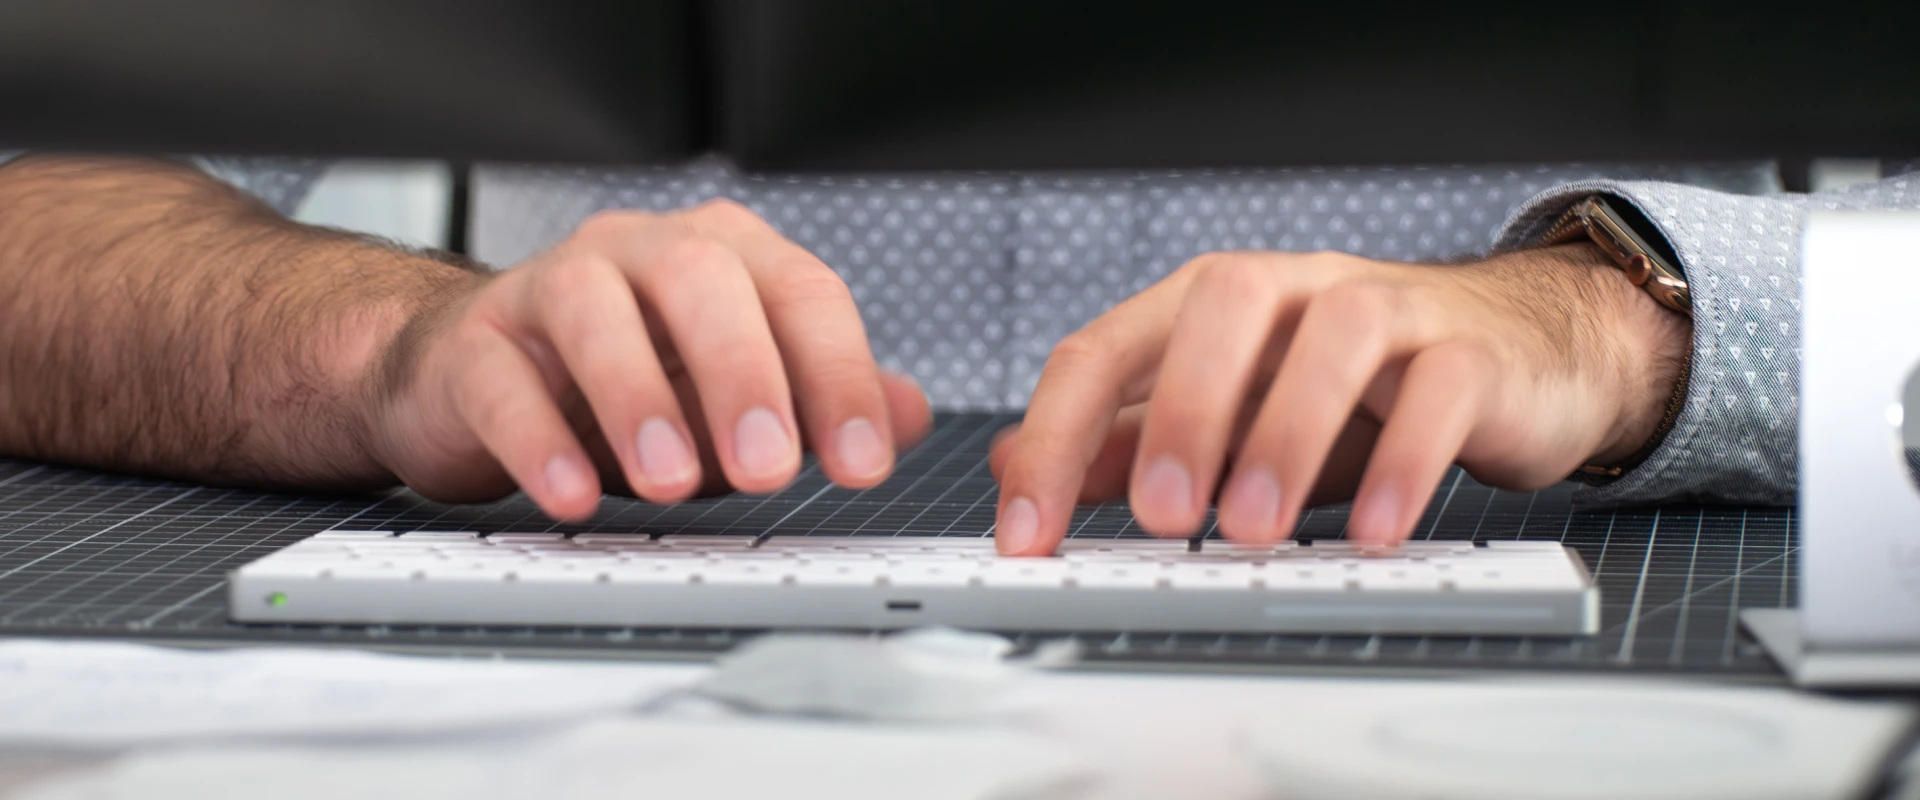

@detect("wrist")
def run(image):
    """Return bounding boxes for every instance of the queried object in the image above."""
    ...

[316,243,490,485]
[1584,247,1693,469]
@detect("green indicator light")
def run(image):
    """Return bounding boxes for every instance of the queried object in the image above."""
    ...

[267,591,288,608]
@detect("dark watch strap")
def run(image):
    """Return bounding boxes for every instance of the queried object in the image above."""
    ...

[1572,353,1691,482]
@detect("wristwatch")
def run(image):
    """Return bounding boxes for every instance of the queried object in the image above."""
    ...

[1539,195,1693,480]
[1540,195,1691,317]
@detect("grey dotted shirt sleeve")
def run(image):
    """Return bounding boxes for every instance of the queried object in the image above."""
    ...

[1495,172,1920,509]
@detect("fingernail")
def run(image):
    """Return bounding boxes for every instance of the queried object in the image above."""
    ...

[1354,486,1402,542]
[544,455,591,501]
[733,407,794,478]
[999,496,1040,555]
[1220,467,1282,534]
[636,417,697,486]
[1139,456,1194,518]
[834,417,890,480]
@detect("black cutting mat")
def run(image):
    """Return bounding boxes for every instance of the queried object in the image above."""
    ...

[0,413,1795,678]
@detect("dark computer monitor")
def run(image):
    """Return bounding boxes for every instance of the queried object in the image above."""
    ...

[0,0,699,163]
[3,1,1914,169]
[709,0,1920,171]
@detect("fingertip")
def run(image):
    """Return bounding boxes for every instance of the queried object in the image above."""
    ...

[631,417,703,504]
[545,499,601,524]
[825,416,894,489]
[1216,467,1284,544]
[727,406,802,491]
[995,495,1055,556]
[1128,455,1205,538]
[631,479,701,507]
[1346,484,1408,545]
[540,455,603,521]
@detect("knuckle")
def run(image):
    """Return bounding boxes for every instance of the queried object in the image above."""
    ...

[762,260,853,304]
[687,197,764,229]
[1175,250,1236,279]
[532,257,601,310]
[1046,331,1114,373]
[575,209,651,241]
[1298,249,1360,272]
[1189,254,1275,299]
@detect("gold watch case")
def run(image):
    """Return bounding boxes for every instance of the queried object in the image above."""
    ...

[1541,195,1692,318]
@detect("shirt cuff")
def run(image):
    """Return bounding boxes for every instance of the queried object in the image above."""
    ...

[1495,179,1801,509]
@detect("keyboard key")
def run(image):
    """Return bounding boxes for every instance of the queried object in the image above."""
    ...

[700,564,789,586]
[657,535,760,546]
[1168,562,1257,589]
[537,549,623,559]
[397,531,480,541]
[312,530,392,540]
[572,534,655,545]
[887,563,977,588]
[617,550,708,561]
[485,533,568,543]
[505,563,603,583]
[979,561,1072,589]
[319,562,409,580]
[794,564,888,587]
[1057,539,1190,553]
[1073,565,1160,589]
[1354,565,1444,591]
[1265,567,1349,590]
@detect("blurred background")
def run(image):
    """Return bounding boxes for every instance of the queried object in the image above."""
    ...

[4,0,1914,410]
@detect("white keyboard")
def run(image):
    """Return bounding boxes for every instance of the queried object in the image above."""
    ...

[228,532,1598,636]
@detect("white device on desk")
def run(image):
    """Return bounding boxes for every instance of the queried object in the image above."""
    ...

[227,532,1597,636]
[1744,210,1920,687]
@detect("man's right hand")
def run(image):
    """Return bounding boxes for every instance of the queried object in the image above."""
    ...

[987,244,1691,555]
[362,199,933,520]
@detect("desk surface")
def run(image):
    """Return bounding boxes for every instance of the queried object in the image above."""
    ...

[0,413,1793,677]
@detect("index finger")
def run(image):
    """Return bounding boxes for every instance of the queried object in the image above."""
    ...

[994,281,1189,556]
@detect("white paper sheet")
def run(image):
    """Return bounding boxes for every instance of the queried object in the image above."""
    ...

[0,640,697,748]
[12,718,1093,800]
[1235,677,1916,800]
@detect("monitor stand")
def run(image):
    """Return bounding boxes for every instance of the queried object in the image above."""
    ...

[1742,210,1920,688]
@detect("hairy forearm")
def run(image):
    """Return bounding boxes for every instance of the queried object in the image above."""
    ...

[0,155,485,488]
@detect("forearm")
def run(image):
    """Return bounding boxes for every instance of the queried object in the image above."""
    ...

[0,155,484,489]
